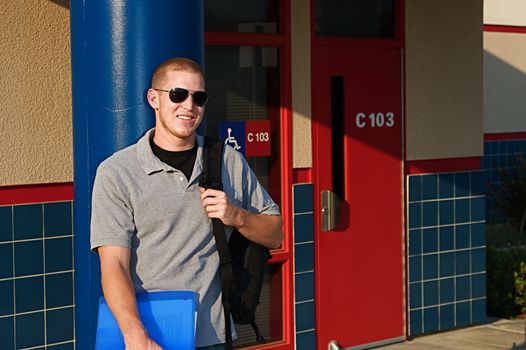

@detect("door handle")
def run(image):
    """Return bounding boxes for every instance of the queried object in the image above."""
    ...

[321,190,340,232]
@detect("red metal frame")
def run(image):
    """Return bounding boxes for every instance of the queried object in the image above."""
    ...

[0,182,74,206]
[485,132,526,141]
[205,1,294,348]
[401,11,408,339]
[484,25,526,34]
[406,157,481,175]
[292,168,312,184]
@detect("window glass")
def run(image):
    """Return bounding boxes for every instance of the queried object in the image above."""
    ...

[205,0,279,33]
[204,46,281,204]
[316,0,396,38]
[234,264,283,346]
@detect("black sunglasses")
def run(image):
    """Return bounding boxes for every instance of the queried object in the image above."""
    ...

[153,87,208,107]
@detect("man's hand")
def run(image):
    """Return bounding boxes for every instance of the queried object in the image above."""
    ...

[123,326,163,350]
[199,187,241,227]
[199,187,283,248]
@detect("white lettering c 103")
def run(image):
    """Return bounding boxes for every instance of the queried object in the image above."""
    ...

[247,132,270,142]
[355,112,395,128]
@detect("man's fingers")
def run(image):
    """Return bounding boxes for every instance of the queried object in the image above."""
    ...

[201,196,227,208]
[204,204,224,216]
[199,188,228,201]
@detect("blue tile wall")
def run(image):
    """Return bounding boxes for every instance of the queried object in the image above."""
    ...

[46,307,75,344]
[16,312,45,348]
[296,301,316,332]
[293,183,316,348]
[295,271,315,302]
[482,139,526,223]
[0,280,14,316]
[296,330,316,350]
[294,243,314,273]
[0,206,12,242]
[407,171,486,337]
[0,201,75,349]
[0,316,15,349]
[14,204,43,240]
[294,184,314,213]
[0,243,13,279]
[440,304,454,330]
[48,344,75,350]
[16,276,45,313]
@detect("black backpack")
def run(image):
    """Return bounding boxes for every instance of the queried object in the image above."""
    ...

[199,137,270,350]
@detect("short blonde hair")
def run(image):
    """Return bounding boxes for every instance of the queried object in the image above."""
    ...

[151,57,204,88]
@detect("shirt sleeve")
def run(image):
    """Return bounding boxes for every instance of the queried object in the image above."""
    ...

[90,160,136,251]
[222,146,281,216]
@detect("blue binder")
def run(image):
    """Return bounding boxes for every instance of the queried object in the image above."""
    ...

[95,290,198,350]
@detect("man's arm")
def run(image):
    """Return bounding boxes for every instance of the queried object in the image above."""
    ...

[98,246,162,350]
[200,188,283,249]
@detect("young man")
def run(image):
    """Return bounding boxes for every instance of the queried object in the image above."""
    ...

[90,57,283,350]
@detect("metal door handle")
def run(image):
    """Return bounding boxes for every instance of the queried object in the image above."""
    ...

[321,190,340,232]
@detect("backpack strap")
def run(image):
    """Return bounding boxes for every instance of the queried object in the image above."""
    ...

[200,137,234,350]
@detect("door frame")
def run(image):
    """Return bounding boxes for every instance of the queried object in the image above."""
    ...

[201,1,296,349]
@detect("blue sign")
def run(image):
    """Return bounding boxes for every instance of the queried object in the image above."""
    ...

[219,121,245,155]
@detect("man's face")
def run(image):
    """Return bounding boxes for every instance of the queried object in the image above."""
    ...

[149,70,205,148]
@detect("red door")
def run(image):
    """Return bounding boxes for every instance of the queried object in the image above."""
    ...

[313,47,405,349]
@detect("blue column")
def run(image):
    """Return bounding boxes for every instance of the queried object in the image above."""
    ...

[70,1,204,348]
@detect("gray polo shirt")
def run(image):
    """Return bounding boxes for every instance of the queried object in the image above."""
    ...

[90,129,280,347]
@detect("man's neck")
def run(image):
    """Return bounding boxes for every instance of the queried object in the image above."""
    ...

[152,131,196,152]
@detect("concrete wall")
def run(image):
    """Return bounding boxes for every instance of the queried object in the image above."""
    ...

[483,2,526,135]
[484,32,526,134]
[0,1,72,186]
[291,0,312,169]
[405,0,483,160]
[484,0,526,26]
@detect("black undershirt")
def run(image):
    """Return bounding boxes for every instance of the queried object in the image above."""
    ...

[149,138,197,181]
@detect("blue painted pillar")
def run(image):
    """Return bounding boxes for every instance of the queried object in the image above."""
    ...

[70,1,204,348]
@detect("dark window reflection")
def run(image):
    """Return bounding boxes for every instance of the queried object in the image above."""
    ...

[316,0,396,38]
[205,0,279,33]
[233,264,283,346]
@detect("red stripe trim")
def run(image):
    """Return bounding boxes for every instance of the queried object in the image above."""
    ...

[292,168,312,184]
[406,157,481,175]
[0,183,74,206]
[484,25,526,34]
[484,132,526,141]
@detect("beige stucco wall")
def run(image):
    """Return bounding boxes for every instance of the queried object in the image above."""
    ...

[484,0,526,26]
[291,0,312,168]
[405,0,483,161]
[484,32,526,133]
[0,1,72,187]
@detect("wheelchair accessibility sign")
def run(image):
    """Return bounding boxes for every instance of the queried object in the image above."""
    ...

[219,120,271,157]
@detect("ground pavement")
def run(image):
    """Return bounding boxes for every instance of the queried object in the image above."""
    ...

[379,319,525,350]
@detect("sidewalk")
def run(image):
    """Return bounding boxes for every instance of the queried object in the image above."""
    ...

[378,319,525,350]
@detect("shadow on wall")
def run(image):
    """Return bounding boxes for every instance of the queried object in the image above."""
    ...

[484,50,526,132]
[50,0,69,9]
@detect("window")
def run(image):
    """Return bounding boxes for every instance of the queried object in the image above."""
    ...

[204,47,284,345]
[205,1,292,347]
[205,0,279,33]
[316,0,396,38]
[234,264,283,346]
[204,46,280,198]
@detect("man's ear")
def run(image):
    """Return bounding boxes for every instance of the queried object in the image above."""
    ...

[147,88,159,110]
